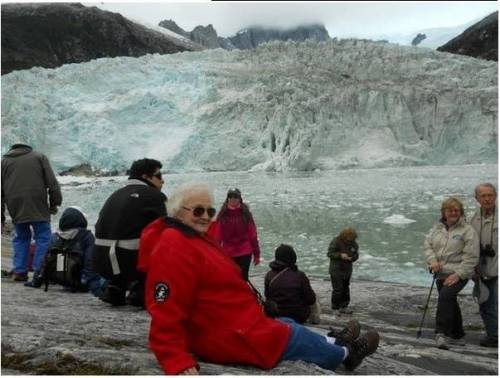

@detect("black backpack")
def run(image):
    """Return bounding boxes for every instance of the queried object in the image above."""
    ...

[41,234,86,292]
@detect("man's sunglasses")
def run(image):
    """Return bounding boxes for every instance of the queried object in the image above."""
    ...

[152,172,163,180]
[182,206,216,218]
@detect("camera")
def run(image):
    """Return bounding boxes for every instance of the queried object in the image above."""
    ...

[480,244,496,257]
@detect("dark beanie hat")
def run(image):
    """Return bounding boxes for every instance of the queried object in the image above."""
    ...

[59,207,88,231]
[274,244,297,266]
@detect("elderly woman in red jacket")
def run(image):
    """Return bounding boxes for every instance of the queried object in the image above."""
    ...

[208,188,261,280]
[138,182,379,375]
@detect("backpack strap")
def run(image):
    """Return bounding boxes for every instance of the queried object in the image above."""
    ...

[268,267,289,288]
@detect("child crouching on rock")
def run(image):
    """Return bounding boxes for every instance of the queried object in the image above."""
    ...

[25,206,106,296]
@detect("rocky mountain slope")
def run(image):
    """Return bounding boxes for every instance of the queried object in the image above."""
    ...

[437,11,498,61]
[1,2,196,75]
[158,20,330,50]
[1,234,497,375]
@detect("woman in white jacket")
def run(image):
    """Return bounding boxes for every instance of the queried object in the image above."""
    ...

[424,197,479,350]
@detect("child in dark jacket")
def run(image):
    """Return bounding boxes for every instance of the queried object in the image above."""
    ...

[264,244,318,324]
[26,206,106,296]
[327,228,359,313]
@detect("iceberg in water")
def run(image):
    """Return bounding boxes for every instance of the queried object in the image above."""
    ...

[383,214,417,225]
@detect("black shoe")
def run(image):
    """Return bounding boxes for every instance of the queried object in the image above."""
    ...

[99,284,126,306]
[24,272,42,288]
[480,336,498,348]
[12,272,28,282]
[343,329,380,371]
[126,281,145,308]
[328,319,361,346]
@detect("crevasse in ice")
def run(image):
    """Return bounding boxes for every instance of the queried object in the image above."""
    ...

[1,39,497,173]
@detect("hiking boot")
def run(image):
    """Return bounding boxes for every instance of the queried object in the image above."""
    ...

[328,319,361,346]
[447,336,466,346]
[480,336,498,348]
[24,272,42,288]
[343,329,380,371]
[99,284,126,306]
[126,281,145,308]
[12,272,28,282]
[435,333,449,350]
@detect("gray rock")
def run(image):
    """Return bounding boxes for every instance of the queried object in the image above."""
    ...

[1,234,497,375]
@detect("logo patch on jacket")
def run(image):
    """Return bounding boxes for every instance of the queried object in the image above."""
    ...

[452,235,464,241]
[154,282,169,303]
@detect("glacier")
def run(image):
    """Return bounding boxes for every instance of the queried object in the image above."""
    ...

[1,39,497,173]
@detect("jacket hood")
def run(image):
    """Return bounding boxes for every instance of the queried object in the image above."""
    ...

[3,144,32,157]
[59,207,88,231]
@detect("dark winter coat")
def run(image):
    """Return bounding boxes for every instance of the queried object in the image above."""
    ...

[51,207,104,296]
[1,144,62,224]
[327,237,359,277]
[264,260,316,323]
[93,178,166,280]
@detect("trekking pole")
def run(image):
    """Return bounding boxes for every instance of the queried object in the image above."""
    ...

[416,273,436,338]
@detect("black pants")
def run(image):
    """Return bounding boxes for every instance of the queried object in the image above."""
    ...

[435,278,468,339]
[233,254,252,281]
[330,271,351,309]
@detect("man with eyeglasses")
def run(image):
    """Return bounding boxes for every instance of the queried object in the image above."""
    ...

[93,158,167,307]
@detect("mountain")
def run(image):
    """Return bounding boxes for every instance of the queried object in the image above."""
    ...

[1,2,196,75]
[1,39,497,173]
[437,11,498,61]
[158,21,329,50]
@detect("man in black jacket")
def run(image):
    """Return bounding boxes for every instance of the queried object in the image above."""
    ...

[94,158,166,307]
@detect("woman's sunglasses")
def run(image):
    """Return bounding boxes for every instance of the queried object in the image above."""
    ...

[182,206,216,218]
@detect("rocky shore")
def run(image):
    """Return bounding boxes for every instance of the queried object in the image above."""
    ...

[1,233,497,375]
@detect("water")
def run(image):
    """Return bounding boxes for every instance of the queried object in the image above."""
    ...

[56,164,497,287]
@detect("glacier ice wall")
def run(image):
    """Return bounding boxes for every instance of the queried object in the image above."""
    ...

[1,39,497,173]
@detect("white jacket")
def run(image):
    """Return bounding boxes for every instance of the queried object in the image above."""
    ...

[469,208,498,279]
[424,217,479,280]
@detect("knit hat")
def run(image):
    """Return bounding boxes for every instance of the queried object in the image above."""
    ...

[59,206,88,231]
[274,244,297,266]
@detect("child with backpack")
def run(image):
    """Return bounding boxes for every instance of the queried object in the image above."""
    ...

[25,206,106,296]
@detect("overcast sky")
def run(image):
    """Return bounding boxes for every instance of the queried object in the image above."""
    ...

[87,1,498,39]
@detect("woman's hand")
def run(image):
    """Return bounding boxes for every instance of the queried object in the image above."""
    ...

[444,273,460,287]
[179,367,199,375]
[340,253,352,261]
[430,261,442,273]
[253,256,260,266]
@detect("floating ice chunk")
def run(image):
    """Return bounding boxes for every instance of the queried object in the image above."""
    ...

[404,262,415,266]
[383,214,416,225]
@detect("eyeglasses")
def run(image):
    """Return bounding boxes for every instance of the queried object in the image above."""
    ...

[182,206,216,218]
[227,194,241,199]
[152,172,163,180]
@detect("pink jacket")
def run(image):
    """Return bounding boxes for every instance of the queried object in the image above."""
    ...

[208,207,261,261]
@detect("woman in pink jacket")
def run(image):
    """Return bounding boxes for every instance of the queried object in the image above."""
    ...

[209,188,261,280]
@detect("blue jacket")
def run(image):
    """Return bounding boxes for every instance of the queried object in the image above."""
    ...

[51,207,105,296]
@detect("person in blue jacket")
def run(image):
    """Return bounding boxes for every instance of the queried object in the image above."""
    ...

[26,206,106,296]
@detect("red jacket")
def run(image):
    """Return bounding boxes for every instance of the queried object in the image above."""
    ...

[139,217,290,375]
[208,207,261,260]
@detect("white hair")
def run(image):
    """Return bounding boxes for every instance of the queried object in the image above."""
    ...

[475,182,497,198]
[167,182,214,217]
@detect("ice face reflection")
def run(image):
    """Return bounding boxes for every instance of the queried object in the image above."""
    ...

[57,164,496,287]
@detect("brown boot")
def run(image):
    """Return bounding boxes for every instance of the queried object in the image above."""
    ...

[327,319,361,346]
[12,272,28,282]
[343,329,380,371]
